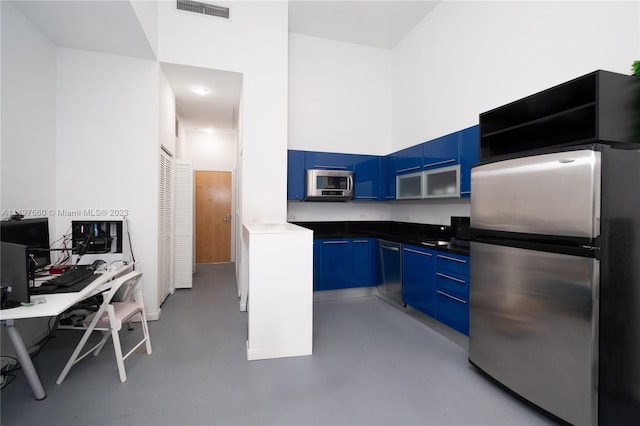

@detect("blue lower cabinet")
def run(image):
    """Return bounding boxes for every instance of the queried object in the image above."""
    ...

[314,238,377,291]
[402,245,436,317]
[317,239,351,290]
[350,238,377,287]
[435,252,470,335]
[436,288,469,335]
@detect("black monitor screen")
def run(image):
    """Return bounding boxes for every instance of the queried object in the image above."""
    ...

[1,241,30,305]
[72,221,123,254]
[0,218,51,271]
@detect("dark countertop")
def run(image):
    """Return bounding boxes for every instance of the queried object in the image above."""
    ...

[292,221,470,256]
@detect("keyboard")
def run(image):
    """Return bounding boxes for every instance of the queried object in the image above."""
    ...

[31,269,99,295]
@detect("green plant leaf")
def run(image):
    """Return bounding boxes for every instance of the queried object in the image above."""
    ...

[633,60,640,76]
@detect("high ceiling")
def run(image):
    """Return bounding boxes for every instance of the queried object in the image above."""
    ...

[289,1,439,50]
[11,1,440,135]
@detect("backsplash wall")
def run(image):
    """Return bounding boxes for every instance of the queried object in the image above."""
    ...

[287,199,470,225]
[287,201,390,222]
[389,199,470,226]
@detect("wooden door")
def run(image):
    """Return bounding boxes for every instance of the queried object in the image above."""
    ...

[195,171,232,263]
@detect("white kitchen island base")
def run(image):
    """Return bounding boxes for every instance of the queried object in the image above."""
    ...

[242,223,313,361]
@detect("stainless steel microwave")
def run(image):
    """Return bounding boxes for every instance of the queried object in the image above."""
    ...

[305,169,354,200]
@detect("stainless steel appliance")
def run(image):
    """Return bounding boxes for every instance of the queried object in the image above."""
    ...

[305,169,353,200]
[377,239,403,306]
[469,145,640,426]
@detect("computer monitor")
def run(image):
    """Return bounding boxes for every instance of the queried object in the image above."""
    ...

[0,218,51,272]
[1,242,30,308]
[71,221,123,254]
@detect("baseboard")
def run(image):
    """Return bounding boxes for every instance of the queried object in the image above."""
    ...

[313,287,376,303]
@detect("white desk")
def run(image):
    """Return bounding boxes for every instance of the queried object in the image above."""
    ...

[0,265,134,400]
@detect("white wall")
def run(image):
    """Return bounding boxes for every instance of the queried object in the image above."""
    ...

[184,131,236,171]
[0,1,58,358]
[389,200,471,226]
[1,1,56,216]
[288,33,393,155]
[157,1,289,225]
[392,0,640,151]
[287,201,390,223]
[130,0,159,57]
[176,117,187,160]
[159,68,176,155]
[55,48,161,317]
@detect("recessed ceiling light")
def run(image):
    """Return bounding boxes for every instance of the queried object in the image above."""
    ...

[191,85,210,96]
[200,127,216,134]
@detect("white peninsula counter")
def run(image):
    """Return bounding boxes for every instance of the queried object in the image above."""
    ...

[242,222,313,360]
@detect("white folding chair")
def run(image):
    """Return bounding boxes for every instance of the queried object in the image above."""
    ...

[57,271,152,384]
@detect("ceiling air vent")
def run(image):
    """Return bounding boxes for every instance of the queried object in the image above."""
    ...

[177,0,230,19]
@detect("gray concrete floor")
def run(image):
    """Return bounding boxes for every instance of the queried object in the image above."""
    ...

[1,263,554,425]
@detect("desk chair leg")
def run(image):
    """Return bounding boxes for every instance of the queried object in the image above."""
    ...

[92,331,112,357]
[56,315,102,385]
[110,327,127,383]
[139,312,153,355]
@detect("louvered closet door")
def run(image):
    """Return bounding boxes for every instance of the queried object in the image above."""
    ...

[174,161,193,288]
[159,150,174,302]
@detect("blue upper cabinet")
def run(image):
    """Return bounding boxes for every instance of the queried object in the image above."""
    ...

[287,150,306,200]
[423,132,460,170]
[305,151,355,171]
[459,125,480,198]
[395,144,423,175]
[353,155,383,201]
[384,154,397,200]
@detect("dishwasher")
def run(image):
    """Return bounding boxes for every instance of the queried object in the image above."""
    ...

[377,240,404,306]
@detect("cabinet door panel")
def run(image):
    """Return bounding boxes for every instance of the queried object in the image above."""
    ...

[305,152,355,171]
[318,239,350,290]
[437,289,469,335]
[423,132,460,169]
[287,150,306,200]
[353,156,382,201]
[436,252,469,277]
[385,155,397,200]
[402,245,436,317]
[395,145,423,174]
[351,239,376,287]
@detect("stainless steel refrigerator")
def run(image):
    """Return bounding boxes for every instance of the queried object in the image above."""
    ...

[469,145,640,426]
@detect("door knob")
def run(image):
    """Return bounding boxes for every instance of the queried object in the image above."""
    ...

[223,214,232,223]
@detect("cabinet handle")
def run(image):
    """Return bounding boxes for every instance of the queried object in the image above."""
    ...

[424,159,456,168]
[404,248,432,256]
[397,165,421,173]
[313,165,347,170]
[323,240,348,244]
[380,245,399,251]
[460,191,471,195]
[353,240,368,243]
[437,290,467,304]
[355,196,377,200]
[436,272,466,284]
[437,254,467,264]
